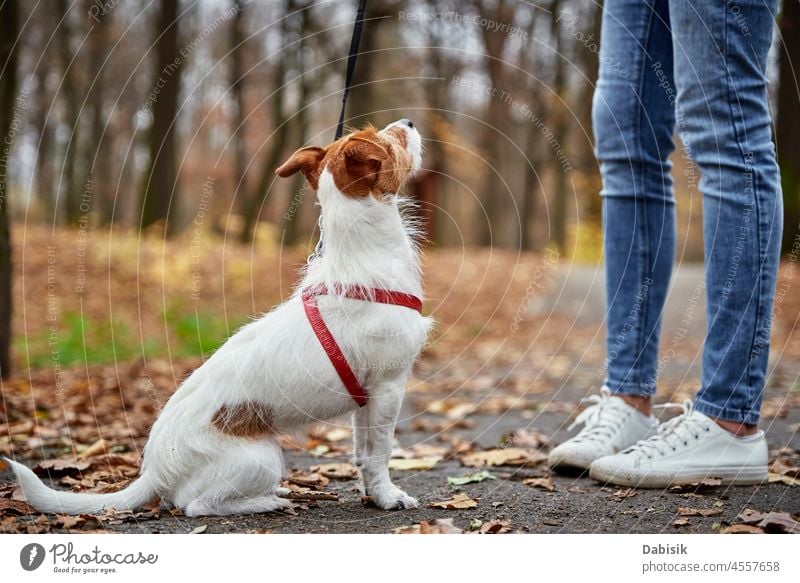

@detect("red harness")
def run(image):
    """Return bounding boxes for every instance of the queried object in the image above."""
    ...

[301,284,423,407]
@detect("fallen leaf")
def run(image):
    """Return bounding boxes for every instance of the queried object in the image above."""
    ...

[0,459,6,471]
[56,515,86,529]
[34,458,91,476]
[503,428,549,449]
[0,499,36,515]
[523,476,555,492]
[430,493,479,509]
[769,458,800,478]
[542,519,561,526]
[447,470,497,486]
[388,457,438,471]
[612,488,637,500]
[720,524,764,534]
[479,519,512,534]
[672,518,691,527]
[191,525,208,534]
[394,518,463,534]
[737,509,800,534]
[310,463,358,480]
[460,447,547,468]
[677,507,723,517]
[768,473,800,487]
[77,438,109,459]
[280,489,337,502]
[286,470,329,490]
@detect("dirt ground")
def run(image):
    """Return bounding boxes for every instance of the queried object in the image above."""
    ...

[1,256,799,534]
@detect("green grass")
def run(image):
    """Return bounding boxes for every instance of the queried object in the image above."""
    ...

[16,310,246,369]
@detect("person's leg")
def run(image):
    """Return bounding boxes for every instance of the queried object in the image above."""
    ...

[594,0,676,408]
[588,0,779,487]
[548,0,675,472]
[669,0,782,431]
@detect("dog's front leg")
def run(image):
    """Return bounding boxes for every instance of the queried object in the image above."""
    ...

[359,385,418,510]
[352,407,369,495]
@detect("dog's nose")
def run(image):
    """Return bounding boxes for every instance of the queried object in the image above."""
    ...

[399,118,414,129]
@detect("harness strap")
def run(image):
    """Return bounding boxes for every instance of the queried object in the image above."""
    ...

[301,285,423,407]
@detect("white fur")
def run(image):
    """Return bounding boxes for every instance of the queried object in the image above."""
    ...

[6,122,432,516]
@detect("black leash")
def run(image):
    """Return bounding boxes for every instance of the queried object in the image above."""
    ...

[311,0,367,261]
[334,0,367,140]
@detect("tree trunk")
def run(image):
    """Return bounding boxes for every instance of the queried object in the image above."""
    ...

[550,0,569,251]
[230,0,248,215]
[778,0,800,253]
[140,0,183,234]
[283,3,311,246]
[85,0,111,225]
[56,0,82,225]
[0,0,19,378]
[473,0,515,246]
[33,56,56,222]
[240,1,291,244]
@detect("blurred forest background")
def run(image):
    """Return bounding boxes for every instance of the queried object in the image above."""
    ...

[0,0,799,379]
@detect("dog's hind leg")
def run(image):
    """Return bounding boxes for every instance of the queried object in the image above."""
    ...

[186,495,293,517]
[177,438,286,516]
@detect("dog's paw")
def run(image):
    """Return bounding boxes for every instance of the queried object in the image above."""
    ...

[370,486,418,510]
[276,486,292,497]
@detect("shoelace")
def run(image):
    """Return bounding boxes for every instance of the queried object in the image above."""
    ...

[568,387,632,444]
[620,400,710,459]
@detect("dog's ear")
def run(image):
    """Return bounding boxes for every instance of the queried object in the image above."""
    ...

[335,136,390,197]
[275,146,326,190]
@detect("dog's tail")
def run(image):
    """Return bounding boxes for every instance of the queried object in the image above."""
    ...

[4,458,156,515]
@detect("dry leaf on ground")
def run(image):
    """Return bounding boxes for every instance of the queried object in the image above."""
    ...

[430,493,479,509]
[460,447,547,468]
[720,524,764,534]
[286,470,329,490]
[388,457,439,471]
[523,476,555,492]
[767,473,800,487]
[447,471,496,486]
[737,509,800,534]
[503,428,549,449]
[479,519,512,534]
[677,507,723,517]
[310,463,358,480]
[394,518,463,534]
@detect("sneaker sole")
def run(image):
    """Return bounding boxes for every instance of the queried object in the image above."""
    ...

[588,465,768,488]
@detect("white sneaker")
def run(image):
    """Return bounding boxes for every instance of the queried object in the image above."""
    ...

[589,400,768,488]
[548,387,657,471]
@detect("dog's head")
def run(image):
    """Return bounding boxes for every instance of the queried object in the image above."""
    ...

[276,120,421,198]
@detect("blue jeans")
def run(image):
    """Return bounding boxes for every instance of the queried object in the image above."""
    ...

[593,0,782,425]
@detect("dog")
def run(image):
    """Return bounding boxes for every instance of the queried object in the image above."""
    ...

[6,119,432,516]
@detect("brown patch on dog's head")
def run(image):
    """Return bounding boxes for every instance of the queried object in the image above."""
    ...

[211,402,275,439]
[276,124,414,198]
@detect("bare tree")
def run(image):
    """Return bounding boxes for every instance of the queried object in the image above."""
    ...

[83,0,113,225]
[55,0,84,225]
[240,0,292,244]
[472,0,516,246]
[229,0,248,216]
[549,0,569,251]
[140,0,184,234]
[778,0,800,252]
[0,0,20,378]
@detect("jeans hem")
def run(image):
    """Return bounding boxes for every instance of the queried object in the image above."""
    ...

[605,378,657,398]
[694,397,760,426]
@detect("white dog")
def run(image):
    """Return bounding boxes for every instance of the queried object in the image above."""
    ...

[6,119,432,516]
